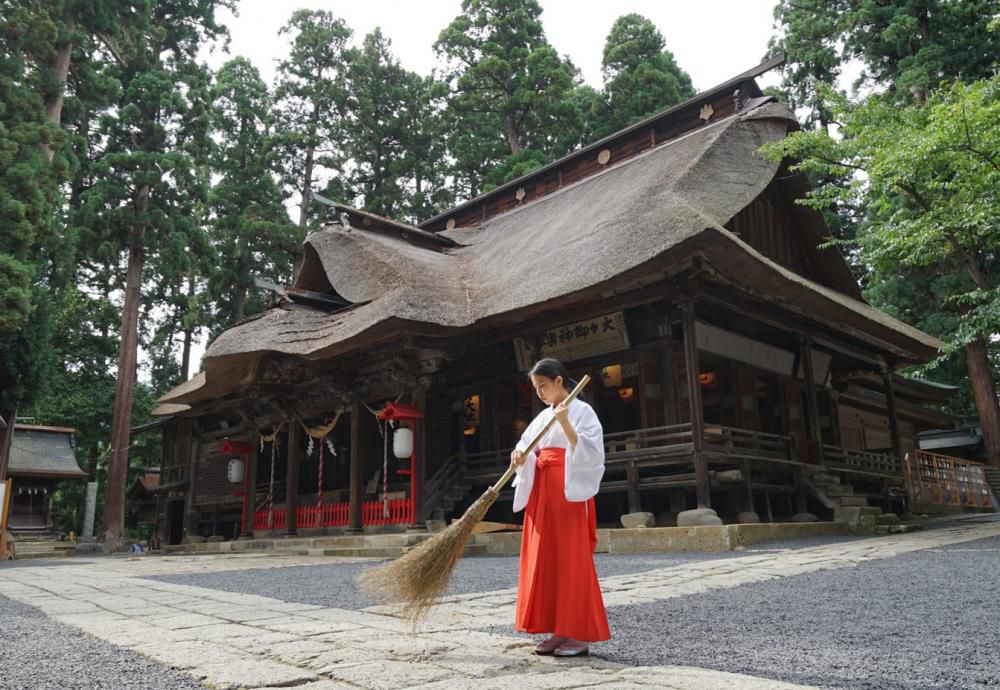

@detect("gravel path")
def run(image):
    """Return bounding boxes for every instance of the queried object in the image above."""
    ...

[146,535,860,611]
[0,593,206,690]
[587,535,1000,690]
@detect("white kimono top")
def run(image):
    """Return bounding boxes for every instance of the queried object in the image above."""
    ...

[511,398,605,513]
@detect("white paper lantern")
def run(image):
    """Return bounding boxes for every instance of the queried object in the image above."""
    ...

[227,458,245,484]
[393,426,414,459]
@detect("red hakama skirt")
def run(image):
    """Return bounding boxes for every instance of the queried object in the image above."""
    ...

[515,447,610,642]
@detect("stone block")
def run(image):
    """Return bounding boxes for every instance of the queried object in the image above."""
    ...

[875,513,900,526]
[791,512,819,523]
[183,535,207,544]
[425,519,446,533]
[620,512,655,529]
[834,506,861,524]
[737,511,761,524]
[607,525,730,553]
[838,495,868,507]
[825,484,855,497]
[677,508,723,527]
[206,535,226,543]
[728,521,847,547]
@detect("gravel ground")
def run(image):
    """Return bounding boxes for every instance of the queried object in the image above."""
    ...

[0,594,205,690]
[145,534,861,611]
[582,535,1000,690]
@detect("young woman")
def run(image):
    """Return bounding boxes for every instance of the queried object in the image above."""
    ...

[510,358,610,656]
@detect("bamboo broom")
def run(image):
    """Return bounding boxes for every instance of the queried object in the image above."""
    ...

[358,375,592,626]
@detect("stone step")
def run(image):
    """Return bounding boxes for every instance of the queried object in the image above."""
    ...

[825,484,856,497]
[875,513,901,526]
[837,495,869,507]
[303,543,488,559]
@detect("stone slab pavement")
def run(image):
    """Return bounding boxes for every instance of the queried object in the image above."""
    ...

[1,516,998,690]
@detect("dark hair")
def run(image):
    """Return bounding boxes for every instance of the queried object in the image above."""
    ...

[528,358,578,392]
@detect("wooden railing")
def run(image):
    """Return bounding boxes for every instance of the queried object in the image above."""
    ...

[824,445,901,476]
[905,450,995,508]
[254,497,413,531]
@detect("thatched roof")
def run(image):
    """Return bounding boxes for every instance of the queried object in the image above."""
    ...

[9,425,86,479]
[162,99,943,408]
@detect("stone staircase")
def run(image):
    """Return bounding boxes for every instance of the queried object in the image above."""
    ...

[985,467,1000,508]
[9,532,77,560]
[803,468,921,536]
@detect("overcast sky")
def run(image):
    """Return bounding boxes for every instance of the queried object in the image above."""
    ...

[179,0,786,379]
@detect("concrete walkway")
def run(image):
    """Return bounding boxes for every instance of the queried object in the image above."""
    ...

[1,516,998,689]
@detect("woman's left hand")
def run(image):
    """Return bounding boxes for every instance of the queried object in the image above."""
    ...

[553,402,569,424]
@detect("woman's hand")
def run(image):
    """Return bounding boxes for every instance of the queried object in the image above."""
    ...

[510,449,526,467]
[554,401,578,450]
[553,402,569,424]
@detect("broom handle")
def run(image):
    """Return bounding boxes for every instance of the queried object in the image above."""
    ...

[490,374,591,493]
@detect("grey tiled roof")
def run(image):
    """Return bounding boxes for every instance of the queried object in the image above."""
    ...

[9,427,87,478]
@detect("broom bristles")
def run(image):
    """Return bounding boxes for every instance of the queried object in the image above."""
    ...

[358,486,500,626]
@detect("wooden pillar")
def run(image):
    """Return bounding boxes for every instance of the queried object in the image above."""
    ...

[184,425,200,538]
[240,426,259,538]
[794,470,808,514]
[799,336,826,465]
[681,302,710,509]
[284,423,300,537]
[348,404,363,532]
[626,461,641,513]
[881,361,903,467]
[411,389,427,529]
[740,459,755,514]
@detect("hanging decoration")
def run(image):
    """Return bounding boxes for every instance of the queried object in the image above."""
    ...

[296,412,344,526]
[259,422,284,525]
[361,394,405,521]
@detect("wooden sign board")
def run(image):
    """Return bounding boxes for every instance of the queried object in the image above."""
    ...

[514,311,631,371]
[0,479,12,561]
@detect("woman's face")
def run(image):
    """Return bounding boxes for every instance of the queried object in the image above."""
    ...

[531,374,565,406]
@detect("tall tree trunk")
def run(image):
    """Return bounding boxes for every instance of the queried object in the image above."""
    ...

[234,286,247,322]
[505,112,521,155]
[43,19,75,162]
[965,336,1000,468]
[180,276,195,380]
[298,143,315,228]
[99,185,149,549]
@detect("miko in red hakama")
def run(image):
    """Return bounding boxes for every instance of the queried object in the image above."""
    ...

[512,398,610,644]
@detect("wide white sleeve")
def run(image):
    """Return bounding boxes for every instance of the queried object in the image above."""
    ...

[511,410,547,513]
[563,402,605,502]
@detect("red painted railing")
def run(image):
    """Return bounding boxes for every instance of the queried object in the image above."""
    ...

[256,498,412,531]
[362,498,413,526]
[253,507,287,531]
[906,450,994,508]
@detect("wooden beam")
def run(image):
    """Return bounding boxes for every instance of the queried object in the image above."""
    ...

[240,426,258,538]
[348,404,363,531]
[881,361,904,466]
[682,302,711,509]
[741,459,755,514]
[285,424,300,537]
[411,389,426,529]
[184,424,200,537]
[799,336,826,465]
[626,461,642,514]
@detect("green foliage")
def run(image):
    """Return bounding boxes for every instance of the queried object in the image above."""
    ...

[0,0,70,410]
[344,30,451,221]
[207,57,301,332]
[592,13,695,139]
[760,75,1000,363]
[435,0,582,199]
[274,9,352,228]
[771,0,1000,126]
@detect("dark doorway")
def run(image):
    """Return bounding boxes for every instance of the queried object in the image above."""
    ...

[166,498,185,545]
